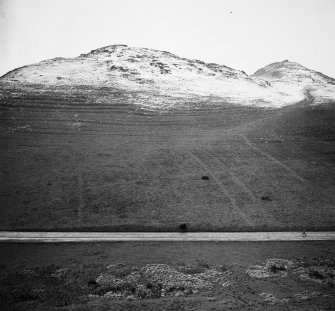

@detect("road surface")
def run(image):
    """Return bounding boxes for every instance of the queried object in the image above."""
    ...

[0,231,334,242]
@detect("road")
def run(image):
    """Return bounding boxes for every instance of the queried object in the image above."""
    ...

[0,231,335,242]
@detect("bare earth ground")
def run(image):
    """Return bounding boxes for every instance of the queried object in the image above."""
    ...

[0,241,334,310]
[0,85,335,231]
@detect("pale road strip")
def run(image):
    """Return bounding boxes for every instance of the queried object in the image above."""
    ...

[0,232,335,242]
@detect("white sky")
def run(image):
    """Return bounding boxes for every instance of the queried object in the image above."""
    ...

[1,0,335,77]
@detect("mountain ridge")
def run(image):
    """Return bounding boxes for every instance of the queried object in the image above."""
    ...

[1,44,335,109]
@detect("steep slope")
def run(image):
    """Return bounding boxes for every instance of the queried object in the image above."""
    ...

[1,45,335,109]
[253,60,335,104]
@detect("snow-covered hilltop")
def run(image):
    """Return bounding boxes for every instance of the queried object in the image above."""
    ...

[1,45,335,109]
[253,60,335,105]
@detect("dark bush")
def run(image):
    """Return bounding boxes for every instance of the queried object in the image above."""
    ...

[87,279,98,288]
[179,223,187,231]
[201,176,209,180]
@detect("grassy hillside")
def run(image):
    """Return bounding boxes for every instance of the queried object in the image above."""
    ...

[1,85,334,231]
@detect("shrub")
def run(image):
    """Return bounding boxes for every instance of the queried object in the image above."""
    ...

[179,223,187,231]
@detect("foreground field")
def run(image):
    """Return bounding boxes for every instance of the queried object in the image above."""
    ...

[1,86,335,230]
[0,241,334,310]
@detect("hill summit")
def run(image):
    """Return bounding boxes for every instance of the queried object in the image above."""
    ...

[1,45,335,109]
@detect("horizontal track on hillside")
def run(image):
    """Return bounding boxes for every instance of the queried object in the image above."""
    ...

[0,232,334,242]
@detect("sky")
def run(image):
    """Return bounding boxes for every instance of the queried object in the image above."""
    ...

[1,0,335,77]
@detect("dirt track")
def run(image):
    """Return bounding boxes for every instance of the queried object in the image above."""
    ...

[1,231,335,242]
